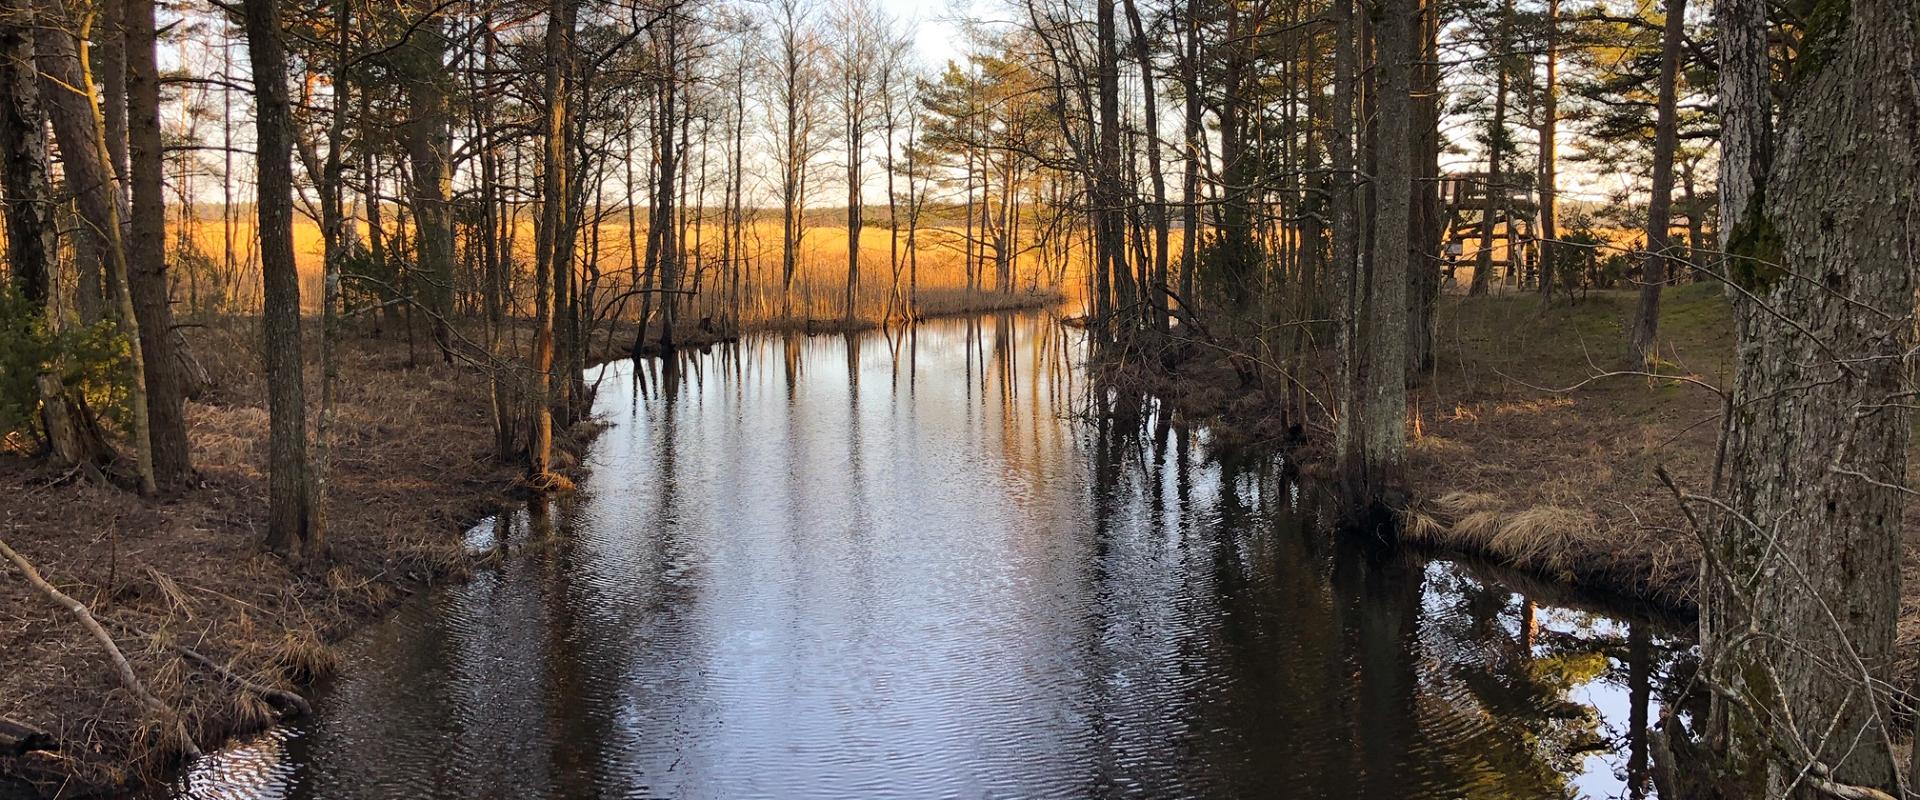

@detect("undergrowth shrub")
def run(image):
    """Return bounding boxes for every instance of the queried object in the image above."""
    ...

[0,290,132,448]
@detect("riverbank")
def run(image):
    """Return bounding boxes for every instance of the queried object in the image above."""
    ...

[1126,283,1920,683]
[0,320,593,799]
[1107,285,1729,609]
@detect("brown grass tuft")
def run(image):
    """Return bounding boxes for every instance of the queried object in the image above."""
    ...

[269,631,338,685]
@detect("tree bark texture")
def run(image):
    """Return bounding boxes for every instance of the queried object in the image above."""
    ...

[1707,0,1918,794]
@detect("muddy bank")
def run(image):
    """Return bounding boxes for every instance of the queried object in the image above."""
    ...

[0,320,595,799]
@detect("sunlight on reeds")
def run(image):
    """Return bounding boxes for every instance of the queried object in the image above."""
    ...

[166,210,1080,326]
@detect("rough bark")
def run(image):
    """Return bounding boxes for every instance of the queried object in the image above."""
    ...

[125,0,191,489]
[242,0,311,558]
[1360,0,1412,503]
[1331,0,1361,485]
[1706,0,1918,795]
[1405,0,1440,376]
[0,0,54,306]
[36,373,112,483]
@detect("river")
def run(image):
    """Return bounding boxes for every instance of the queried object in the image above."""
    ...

[172,311,1686,799]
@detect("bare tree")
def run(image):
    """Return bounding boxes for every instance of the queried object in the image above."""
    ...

[765,0,825,318]
[827,0,881,324]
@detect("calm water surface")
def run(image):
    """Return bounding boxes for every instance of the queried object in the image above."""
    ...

[174,312,1688,800]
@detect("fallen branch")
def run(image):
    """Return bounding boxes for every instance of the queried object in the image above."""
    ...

[102,618,313,717]
[0,717,54,755]
[0,537,202,760]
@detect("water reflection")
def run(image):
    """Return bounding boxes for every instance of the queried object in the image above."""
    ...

[174,312,1688,800]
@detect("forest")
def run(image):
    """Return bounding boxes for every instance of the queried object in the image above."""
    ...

[0,0,1914,796]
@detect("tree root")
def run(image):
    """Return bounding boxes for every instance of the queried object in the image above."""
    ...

[0,537,202,760]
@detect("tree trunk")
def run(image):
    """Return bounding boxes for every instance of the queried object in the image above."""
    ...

[125,0,191,489]
[242,0,311,559]
[1535,0,1559,303]
[1121,0,1168,334]
[1406,0,1441,376]
[36,373,113,482]
[401,12,454,360]
[0,0,53,307]
[652,60,679,351]
[1358,0,1412,506]
[529,0,574,481]
[1179,0,1200,309]
[1468,0,1510,297]
[1331,0,1361,485]
[1706,0,1918,795]
[1626,0,1684,366]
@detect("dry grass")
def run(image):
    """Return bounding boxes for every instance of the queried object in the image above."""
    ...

[169,212,1080,327]
[1398,281,1734,607]
[0,318,577,797]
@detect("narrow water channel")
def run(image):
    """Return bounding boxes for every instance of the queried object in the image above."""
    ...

[174,312,1688,800]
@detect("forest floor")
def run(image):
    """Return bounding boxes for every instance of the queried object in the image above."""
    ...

[0,321,597,800]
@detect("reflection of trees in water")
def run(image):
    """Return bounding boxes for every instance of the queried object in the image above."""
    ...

[1075,408,1674,799]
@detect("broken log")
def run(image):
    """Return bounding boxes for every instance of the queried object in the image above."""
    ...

[169,327,213,400]
[35,373,112,484]
[0,717,54,755]
[0,537,201,759]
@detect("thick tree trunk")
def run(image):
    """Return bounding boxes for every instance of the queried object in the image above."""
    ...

[1358,0,1412,505]
[1331,0,1361,484]
[652,69,679,351]
[1405,0,1440,376]
[0,0,54,307]
[36,4,152,493]
[125,0,191,489]
[1706,0,1918,795]
[1094,0,1131,330]
[36,373,113,482]
[242,0,311,558]
[1626,0,1684,366]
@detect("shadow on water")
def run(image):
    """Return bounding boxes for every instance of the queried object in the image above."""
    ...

[172,311,1697,800]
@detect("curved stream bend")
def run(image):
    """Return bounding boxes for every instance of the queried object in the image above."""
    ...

[174,312,1685,800]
